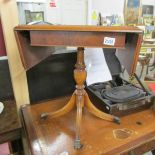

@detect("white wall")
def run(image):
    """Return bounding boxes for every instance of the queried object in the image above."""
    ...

[17,0,88,25]
[45,0,87,25]
[91,0,124,17]
[143,0,155,5]
[87,0,124,25]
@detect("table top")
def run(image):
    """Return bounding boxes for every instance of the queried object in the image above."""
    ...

[14,25,143,33]
[21,96,155,155]
[14,25,143,75]
[0,100,21,143]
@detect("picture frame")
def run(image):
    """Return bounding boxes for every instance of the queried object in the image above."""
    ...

[142,5,154,26]
[142,5,154,16]
[25,10,44,24]
[124,0,142,25]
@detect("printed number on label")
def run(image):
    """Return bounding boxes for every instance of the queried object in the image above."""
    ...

[103,37,115,46]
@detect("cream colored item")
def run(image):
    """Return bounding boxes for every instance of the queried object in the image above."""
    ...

[0,102,4,114]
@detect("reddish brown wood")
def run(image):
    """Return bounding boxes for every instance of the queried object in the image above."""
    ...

[14,25,143,73]
[40,94,76,119]
[0,100,22,154]
[14,25,145,152]
[30,31,125,48]
[39,47,117,148]
[74,47,86,149]
[14,25,142,33]
[21,96,155,155]
[0,100,21,143]
[131,33,143,74]
[14,31,55,70]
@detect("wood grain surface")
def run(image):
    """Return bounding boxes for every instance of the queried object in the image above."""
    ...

[0,100,21,143]
[30,31,125,48]
[14,25,142,33]
[14,25,142,75]
[21,96,155,155]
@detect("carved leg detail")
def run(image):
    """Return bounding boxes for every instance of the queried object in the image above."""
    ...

[74,95,84,149]
[40,93,76,119]
[84,92,120,124]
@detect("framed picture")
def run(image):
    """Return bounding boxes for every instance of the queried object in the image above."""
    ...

[142,5,154,25]
[124,0,142,25]
[142,5,154,16]
[25,10,44,24]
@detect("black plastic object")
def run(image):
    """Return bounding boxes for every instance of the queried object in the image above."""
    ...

[103,48,122,76]
[101,85,143,103]
[0,60,14,100]
[27,51,76,103]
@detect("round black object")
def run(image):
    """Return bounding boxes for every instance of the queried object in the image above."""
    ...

[101,85,142,103]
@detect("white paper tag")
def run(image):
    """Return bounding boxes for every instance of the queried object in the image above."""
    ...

[103,37,115,46]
